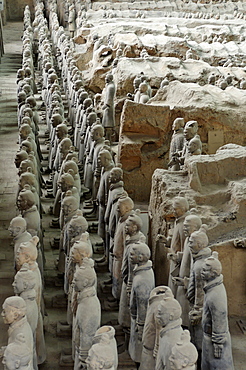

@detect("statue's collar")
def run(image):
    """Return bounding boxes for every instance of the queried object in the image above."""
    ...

[203,274,223,293]
[160,318,182,337]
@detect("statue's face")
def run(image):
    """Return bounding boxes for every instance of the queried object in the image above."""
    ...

[56,126,65,139]
[184,122,197,141]
[156,304,170,327]
[17,195,28,211]
[68,222,78,237]
[12,275,25,295]
[92,128,102,141]
[201,263,214,281]
[173,201,185,218]
[109,169,120,184]
[125,219,137,237]
[187,235,199,254]
[70,246,81,263]
[129,247,139,265]
[1,304,16,325]
[16,248,29,269]
[62,199,76,216]
[8,223,22,238]
[183,219,197,237]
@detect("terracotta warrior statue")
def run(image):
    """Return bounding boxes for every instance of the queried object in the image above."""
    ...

[67,233,93,326]
[129,242,155,366]
[169,330,198,370]
[91,326,118,370]
[140,286,174,370]
[162,197,189,297]
[201,252,234,370]
[8,217,32,261]
[172,213,202,328]
[112,196,134,300]
[12,263,38,336]
[1,297,34,368]
[119,211,146,331]
[102,73,115,142]
[15,237,46,365]
[187,225,211,363]
[104,166,126,271]
[97,149,115,261]
[86,339,115,370]
[168,118,184,171]
[2,333,33,370]
[155,297,183,370]
[73,258,101,369]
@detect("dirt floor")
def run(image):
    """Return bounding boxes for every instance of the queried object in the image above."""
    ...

[0,21,245,370]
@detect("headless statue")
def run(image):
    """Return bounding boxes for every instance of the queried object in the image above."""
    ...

[3,333,33,370]
[169,330,198,370]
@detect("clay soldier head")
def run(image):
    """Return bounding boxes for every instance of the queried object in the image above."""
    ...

[156,297,182,328]
[18,91,27,105]
[18,171,37,191]
[129,242,150,266]
[169,330,198,369]
[2,333,32,370]
[105,73,113,84]
[70,234,92,264]
[183,214,202,238]
[1,296,27,325]
[17,188,35,212]
[188,225,208,255]
[68,210,88,238]
[125,211,143,237]
[51,113,63,128]
[99,149,113,169]
[61,190,79,217]
[14,150,28,168]
[201,251,222,282]
[15,236,39,268]
[58,173,75,192]
[91,124,105,142]
[63,159,79,176]
[25,96,37,110]
[117,196,134,217]
[59,137,72,159]
[109,166,123,184]
[19,123,32,140]
[18,160,35,176]
[173,197,189,218]
[20,140,32,154]
[73,258,96,292]
[9,217,27,239]
[183,121,198,141]
[12,263,36,295]
[56,123,68,140]
[188,135,202,155]
[87,112,97,127]
[172,118,184,132]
